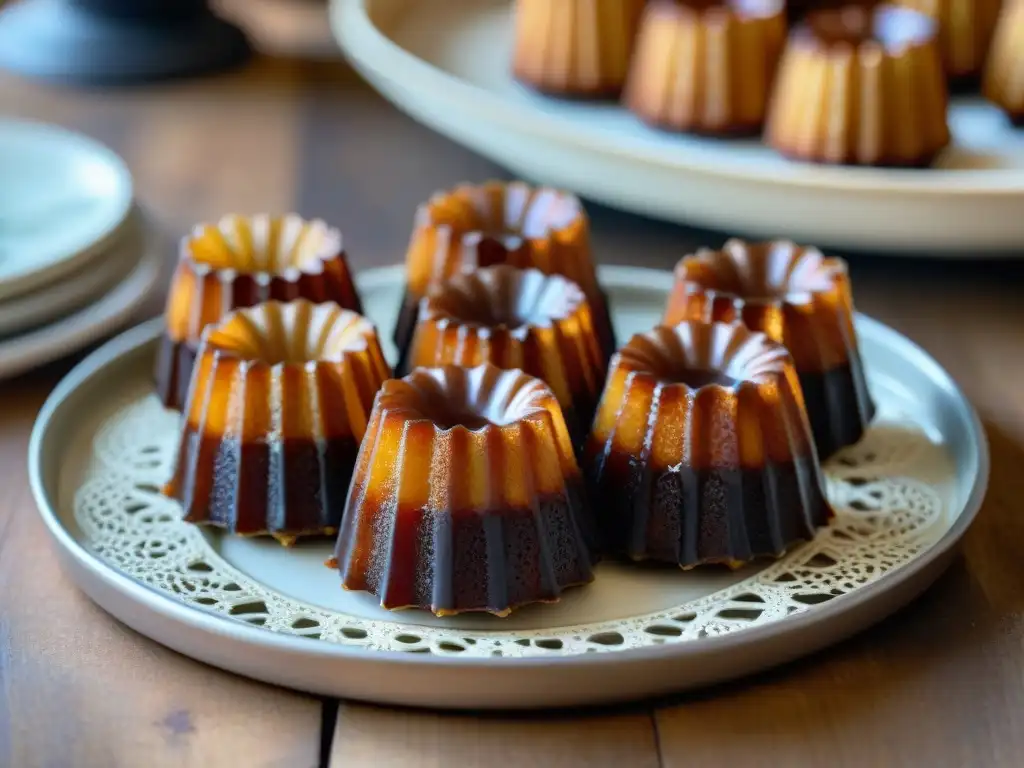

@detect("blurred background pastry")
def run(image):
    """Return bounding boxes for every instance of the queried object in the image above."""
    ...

[765,4,951,166]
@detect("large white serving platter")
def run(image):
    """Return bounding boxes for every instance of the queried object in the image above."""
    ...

[0,119,134,299]
[28,266,988,709]
[331,0,1024,255]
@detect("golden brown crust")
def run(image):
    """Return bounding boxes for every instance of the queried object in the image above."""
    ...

[164,214,362,343]
[407,265,607,431]
[512,0,645,97]
[583,321,832,569]
[663,239,876,459]
[664,239,856,372]
[765,5,950,167]
[157,214,362,409]
[404,181,596,300]
[624,0,787,135]
[333,363,598,616]
[893,0,1003,81]
[164,300,391,543]
[588,321,812,471]
[400,180,616,361]
[181,300,389,440]
[982,0,1024,122]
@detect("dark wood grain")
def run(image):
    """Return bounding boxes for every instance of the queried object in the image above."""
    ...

[330,706,661,768]
[1,1,1022,766]
[0,381,322,768]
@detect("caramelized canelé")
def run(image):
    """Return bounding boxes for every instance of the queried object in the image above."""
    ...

[331,363,599,617]
[894,0,1002,84]
[512,0,646,97]
[165,300,391,545]
[664,239,875,459]
[396,181,616,371]
[155,214,362,410]
[983,0,1024,125]
[765,5,950,166]
[583,321,832,568]
[624,0,787,136]
[405,265,607,440]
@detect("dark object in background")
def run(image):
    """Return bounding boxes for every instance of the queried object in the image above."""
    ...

[0,0,250,85]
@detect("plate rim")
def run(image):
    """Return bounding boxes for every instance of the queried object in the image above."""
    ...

[0,206,147,338]
[27,264,990,679]
[0,117,135,300]
[331,0,1023,197]
[0,205,164,380]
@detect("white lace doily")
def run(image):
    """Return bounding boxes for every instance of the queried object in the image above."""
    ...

[75,394,950,659]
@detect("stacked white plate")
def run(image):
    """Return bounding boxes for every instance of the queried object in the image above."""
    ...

[0,119,164,381]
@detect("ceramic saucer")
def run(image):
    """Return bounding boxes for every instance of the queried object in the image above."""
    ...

[0,119,133,302]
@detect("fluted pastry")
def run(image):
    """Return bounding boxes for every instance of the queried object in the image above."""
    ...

[331,363,599,617]
[894,0,1003,83]
[663,239,875,459]
[155,213,362,410]
[982,0,1024,124]
[405,265,607,440]
[396,180,616,370]
[165,300,391,545]
[512,0,646,97]
[583,320,832,568]
[765,4,951,167]
[624,0,787,136]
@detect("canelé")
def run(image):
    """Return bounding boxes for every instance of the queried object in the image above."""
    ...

[983,0,1024,125]
[512,0,645,97]
[155,213,363,410]
[165,300,391,546]
[396,180,616,369]
[765,5,951,167]
[331,363,599,617]
[404,265,607,439]
[623,0,787,136]
[663,239,875,459]
[894,0,1003,84]
[583,321,832,568]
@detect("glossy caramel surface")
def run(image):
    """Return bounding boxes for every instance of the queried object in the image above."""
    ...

[766,6,950,166]
[400,180,617,361]
[665,239,860,372]
[624,0,786,135]
[165,300,391,543]
[404,181,598,300]
[663,239,875,458]
[407,265,607,429]
[587,321,812,472]
[512,0,645,96]
[584,320,831,568]
[333,363,598,616]
[163,213,363,344]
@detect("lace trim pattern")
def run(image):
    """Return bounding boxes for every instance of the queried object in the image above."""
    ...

[75,395,949,658]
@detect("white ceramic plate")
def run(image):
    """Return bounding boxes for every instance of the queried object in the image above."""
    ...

[0,206,146,338]
[331,0,1024,255]
[28,266,987,709]
[0,210,163,380]
[0,119,134,299]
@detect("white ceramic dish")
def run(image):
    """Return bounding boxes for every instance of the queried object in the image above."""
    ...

[29,266,987,710]
[0,210,163,380]
[0,119,134,299]
[331,0,1024,255]
[0,206,145,338]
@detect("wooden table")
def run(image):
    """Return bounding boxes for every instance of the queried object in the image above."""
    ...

[1,2,1023,766]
